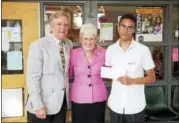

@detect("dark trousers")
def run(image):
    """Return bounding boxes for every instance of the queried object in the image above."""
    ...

[28,96,67,123]
[109,108,145,123]
[72,101,106,123]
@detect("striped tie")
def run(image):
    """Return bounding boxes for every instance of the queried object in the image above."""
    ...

[59,42,65,74]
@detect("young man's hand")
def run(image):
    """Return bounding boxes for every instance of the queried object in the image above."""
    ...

[117,76,135,85]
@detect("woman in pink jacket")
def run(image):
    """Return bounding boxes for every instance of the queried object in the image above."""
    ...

[69,23,107,123]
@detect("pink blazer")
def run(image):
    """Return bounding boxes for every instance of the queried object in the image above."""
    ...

[69,47,107,103]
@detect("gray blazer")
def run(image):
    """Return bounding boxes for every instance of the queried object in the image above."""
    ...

[26,34,73,115]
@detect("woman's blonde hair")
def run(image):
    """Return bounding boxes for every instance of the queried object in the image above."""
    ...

[80,23,97,37]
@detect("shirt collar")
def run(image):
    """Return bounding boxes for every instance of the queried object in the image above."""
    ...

[116,38,136,51]
[51,34,64,45]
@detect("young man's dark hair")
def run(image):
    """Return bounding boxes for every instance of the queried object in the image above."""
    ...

[117,14,136,39]
[119,14,137,25]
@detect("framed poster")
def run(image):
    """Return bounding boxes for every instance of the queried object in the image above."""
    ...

[136,7,163,42]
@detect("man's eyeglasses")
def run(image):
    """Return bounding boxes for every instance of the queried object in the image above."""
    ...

[119,24,134,32]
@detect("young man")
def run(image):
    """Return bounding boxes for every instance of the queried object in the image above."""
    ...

[105,14,156,123]
[26,10,73,123]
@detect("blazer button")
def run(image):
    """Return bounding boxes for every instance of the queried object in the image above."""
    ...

[88,75,91,78]
[88,84,92,87]
[63,88,65,91]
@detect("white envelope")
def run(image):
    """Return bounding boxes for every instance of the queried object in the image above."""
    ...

[100,66,125,79]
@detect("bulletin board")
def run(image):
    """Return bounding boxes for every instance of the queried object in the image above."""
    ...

[2,20,23,74]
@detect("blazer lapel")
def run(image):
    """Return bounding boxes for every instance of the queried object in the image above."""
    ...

[58,49,64,74]
[90,48,103,66]
[64,41,70,75]
[46,35,63,73]
[80,48,101,67]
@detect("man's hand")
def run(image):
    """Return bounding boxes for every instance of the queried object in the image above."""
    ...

[35,106,47,119]
[117,76,134,85]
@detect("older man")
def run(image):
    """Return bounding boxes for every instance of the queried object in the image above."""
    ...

[26,10,73,123]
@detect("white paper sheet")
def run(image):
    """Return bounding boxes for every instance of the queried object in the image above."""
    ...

[2,30,10,51]
[9,27,21,42]
[101,66,125,79]
[7,51,23,70]
[100,23,113,41]
[2,88,23,118]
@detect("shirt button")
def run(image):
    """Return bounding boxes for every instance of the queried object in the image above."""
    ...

[88,84,92,87]
[88,75,91,78]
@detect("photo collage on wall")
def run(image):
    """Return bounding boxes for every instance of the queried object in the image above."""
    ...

[136,7,163,42]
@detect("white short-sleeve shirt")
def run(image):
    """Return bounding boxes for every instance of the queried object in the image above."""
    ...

[105,39,155,114]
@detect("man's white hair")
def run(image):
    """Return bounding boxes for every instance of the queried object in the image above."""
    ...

[80,23,97,37]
